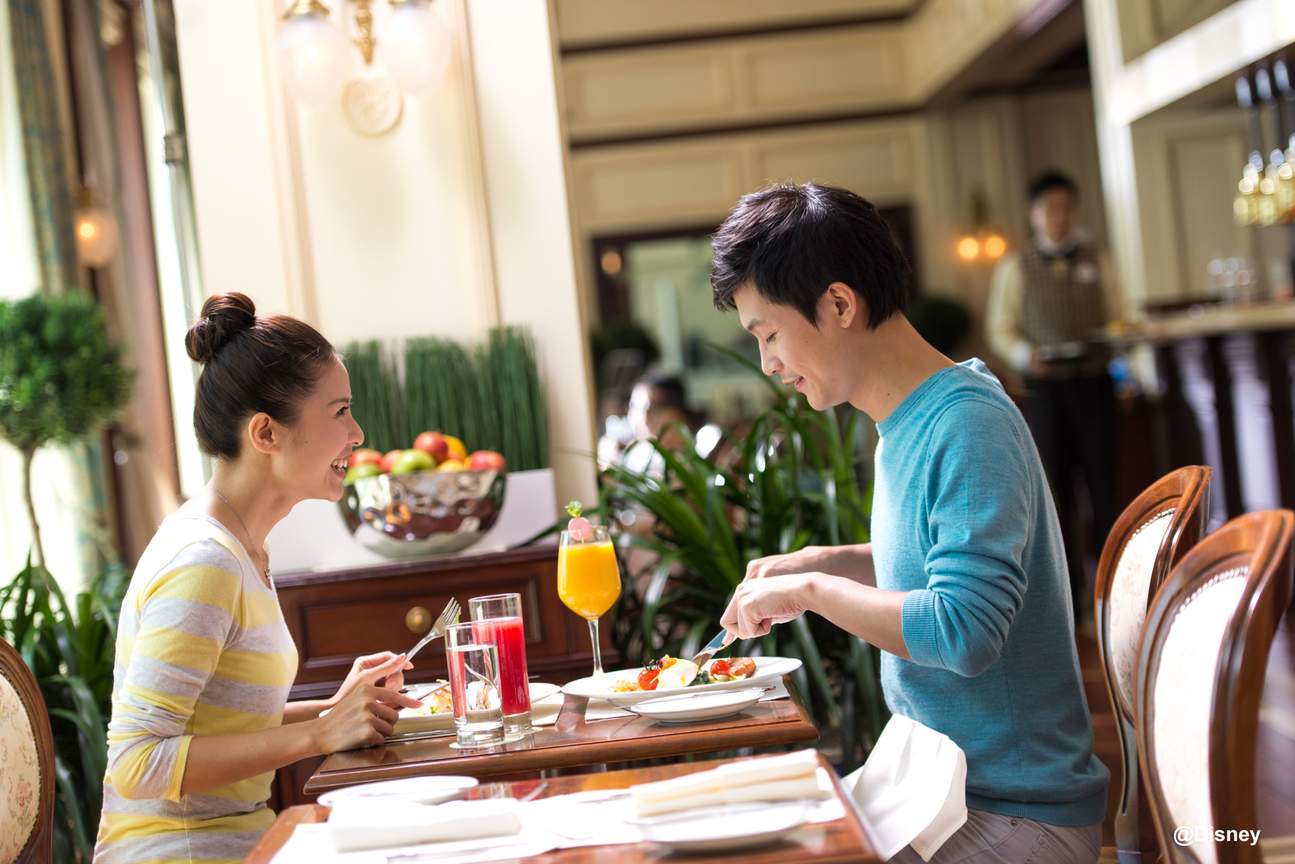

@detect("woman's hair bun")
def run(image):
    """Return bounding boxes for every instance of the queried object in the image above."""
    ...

[185,293,257,364]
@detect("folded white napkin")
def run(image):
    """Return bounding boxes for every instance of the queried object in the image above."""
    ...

[630,749,830,817]
[843,714,967,862]
[328,798,522,852]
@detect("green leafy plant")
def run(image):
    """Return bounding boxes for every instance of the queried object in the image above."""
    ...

[602,346,887,769]
[344,325,549,469]
[0,293,131,567]
[2,556,127,862]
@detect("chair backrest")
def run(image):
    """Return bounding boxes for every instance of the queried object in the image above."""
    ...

[0,637,55,864]
[1096,465,1212,723]
[1137,509,1295,864]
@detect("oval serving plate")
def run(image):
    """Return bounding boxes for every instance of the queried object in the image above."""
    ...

[563,656,801,706]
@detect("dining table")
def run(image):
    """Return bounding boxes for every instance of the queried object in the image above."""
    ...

[303,680,820,797]
[247,751,883,863]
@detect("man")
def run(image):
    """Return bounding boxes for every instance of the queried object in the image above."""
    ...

[712,182,1107,863]
[987,171,1122,622]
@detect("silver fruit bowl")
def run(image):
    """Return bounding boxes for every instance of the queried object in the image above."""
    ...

[338,469,506,558]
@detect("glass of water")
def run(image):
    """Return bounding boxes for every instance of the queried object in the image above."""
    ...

[444,622,505,748]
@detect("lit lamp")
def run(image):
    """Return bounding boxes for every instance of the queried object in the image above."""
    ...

[73,188,118,269]
[276,0,449,107]
[954,191,1008,265]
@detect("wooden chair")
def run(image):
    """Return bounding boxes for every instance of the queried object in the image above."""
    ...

[1136,509,1295,864]
[1094,466,1211,863]
[0,637,55,863]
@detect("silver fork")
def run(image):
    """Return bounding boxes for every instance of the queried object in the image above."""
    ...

[404,598,460,664]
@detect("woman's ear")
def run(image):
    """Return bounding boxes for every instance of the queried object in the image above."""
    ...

[245,412,280,456]
[826,281,860,329]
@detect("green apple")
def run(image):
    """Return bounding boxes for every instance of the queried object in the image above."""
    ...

[390,449,436,476]
[343,462,383,485]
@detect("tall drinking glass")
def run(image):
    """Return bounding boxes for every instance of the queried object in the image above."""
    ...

[557,525,621,676]
[444,622,504,748]
[468,593,531,735]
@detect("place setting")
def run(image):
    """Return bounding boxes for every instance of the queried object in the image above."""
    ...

[268,749,848,863]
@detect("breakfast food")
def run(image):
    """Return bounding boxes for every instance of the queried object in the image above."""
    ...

[611,655,757,693]
[402,681,453,716]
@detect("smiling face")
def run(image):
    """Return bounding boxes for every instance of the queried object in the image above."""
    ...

[734,280,862,410]
[253,356,364,502]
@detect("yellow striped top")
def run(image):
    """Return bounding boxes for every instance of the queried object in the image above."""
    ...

[94,505,298,864]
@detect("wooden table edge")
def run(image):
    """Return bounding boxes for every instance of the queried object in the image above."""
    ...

[303,676,817,795]
[247,753,882,864]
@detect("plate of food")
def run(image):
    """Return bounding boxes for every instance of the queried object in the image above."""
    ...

[627,686,769,724]
[391,681,562,736]
[563,655,801,706]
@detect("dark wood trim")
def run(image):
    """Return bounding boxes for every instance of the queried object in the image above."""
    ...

[559,3,926,56]
[1260,331,1295,510]
[569,106,923,150]
[273,542,558,588]
[1,637,56,864]
[1207,336,1245,519]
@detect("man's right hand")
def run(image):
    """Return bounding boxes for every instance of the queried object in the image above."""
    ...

[311,684,421,754]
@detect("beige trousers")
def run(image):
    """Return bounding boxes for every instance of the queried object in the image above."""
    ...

[887,808,1101,864]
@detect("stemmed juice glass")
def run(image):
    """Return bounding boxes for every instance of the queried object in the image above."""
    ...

[556,525,621,676]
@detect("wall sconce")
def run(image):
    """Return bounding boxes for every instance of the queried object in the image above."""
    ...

[73,187,118,269]
[955,190,1008,265]
[277,0,449,108]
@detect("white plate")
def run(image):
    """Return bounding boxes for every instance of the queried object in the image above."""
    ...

[392,681,563,735]
[316,775,478,808]
[637,800,809,853]
[626,686,767,723]
[565,656,801,705]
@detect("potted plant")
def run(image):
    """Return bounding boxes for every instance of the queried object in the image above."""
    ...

[0,292,131,569]
[601,347,888,770]
[0,291,131,862]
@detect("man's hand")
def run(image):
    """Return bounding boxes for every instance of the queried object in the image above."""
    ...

[329,652,412,708]
[743,547,828,582]
[721,572,816,640]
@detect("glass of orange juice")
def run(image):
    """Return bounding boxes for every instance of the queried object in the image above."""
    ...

[557,525,621,676]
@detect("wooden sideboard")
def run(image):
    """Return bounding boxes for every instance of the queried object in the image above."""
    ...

[269,543,616,806]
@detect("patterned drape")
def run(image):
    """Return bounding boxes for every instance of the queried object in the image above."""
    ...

[7,0,77,296]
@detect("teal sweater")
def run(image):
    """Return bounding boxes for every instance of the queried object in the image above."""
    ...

[871,358,1109,826]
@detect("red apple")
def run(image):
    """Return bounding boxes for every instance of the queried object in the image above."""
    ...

[347,448,384,470]
[380,449,404,473]
[413,431,449,464]
[467,450,506,472]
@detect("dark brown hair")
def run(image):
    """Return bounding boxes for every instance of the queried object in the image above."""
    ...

[710,182,910,328]
[184,292,336,458]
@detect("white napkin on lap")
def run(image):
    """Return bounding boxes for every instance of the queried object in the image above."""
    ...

[843,714,967,862]
[631,749,830,817]
[328,798,522,852]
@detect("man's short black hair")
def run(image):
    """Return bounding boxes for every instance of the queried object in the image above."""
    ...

[1028,170,1079,203]
[710,182,910,328]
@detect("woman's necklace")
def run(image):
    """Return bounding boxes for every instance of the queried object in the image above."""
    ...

[211,487,274,590]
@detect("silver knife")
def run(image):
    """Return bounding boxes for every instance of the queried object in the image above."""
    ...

[684,629,731,686]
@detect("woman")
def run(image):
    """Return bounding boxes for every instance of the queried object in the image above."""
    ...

[95,293,421,863]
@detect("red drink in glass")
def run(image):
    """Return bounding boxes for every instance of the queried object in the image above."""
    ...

[471,616,530,718]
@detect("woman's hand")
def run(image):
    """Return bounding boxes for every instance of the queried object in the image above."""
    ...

[329,652,412,708]
[721,572,817,640]
[311,684,422,753]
